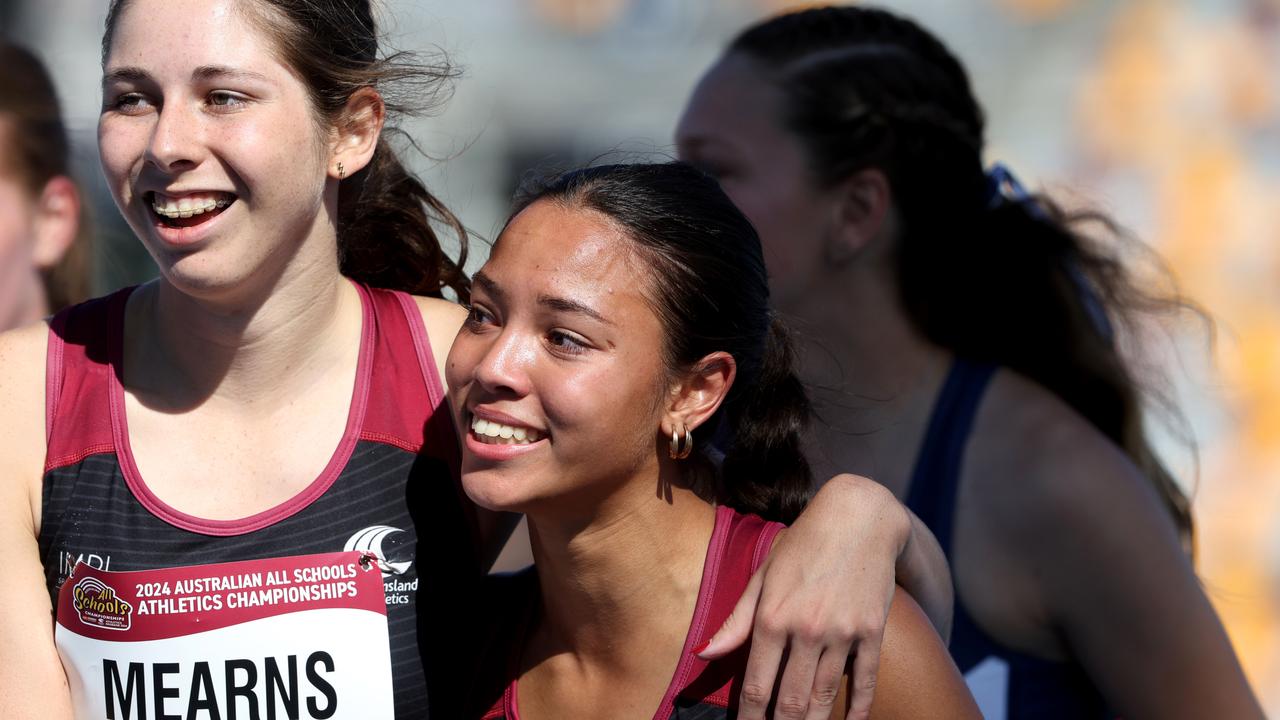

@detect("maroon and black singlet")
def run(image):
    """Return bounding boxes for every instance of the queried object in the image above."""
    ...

[474,504,784,720]
[38,283,481,718]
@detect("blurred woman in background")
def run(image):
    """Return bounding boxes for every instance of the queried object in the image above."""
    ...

[0,43,90,330]
[676,6,1263,719]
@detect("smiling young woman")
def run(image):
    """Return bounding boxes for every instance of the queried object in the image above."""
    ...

[453,162,979,720]
[0,3,955,719]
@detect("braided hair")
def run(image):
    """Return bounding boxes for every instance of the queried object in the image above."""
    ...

[730,6,1196,547]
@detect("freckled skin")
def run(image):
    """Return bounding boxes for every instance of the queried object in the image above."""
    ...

[99,0,335,303]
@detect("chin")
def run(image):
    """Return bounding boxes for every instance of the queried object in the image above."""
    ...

[460,471,534,514]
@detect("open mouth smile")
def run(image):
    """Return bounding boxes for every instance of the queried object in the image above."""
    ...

[469,414,545,446]
[149,191,238,229]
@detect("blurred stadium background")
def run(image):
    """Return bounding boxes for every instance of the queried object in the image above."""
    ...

[3,0,1276,711]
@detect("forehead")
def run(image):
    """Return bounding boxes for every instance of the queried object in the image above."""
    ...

[106,0,280,72]
[677,53,789,145]
[485,200,653,313]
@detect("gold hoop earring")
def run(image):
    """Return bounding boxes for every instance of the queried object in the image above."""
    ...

[337,162,346,180]
[669,426,693,460]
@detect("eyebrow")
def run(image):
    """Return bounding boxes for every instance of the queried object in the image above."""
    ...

[473,271,613,325]
[101,65,270,88]
[538,295,613,325]
[191,65,271,84]
[102,67,149,87]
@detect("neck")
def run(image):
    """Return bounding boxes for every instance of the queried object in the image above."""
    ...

[128,255,360,411]
[785,260,947,404]
[525,469,716,669]
[781,260,952,488]
[2,272,50,331]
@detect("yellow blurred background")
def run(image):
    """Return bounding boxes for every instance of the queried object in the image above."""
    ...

[3,0,1276,710]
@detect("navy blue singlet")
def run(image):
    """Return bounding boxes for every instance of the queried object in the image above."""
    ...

[905,358,1110,719]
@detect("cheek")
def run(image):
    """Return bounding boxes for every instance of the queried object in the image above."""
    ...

[97,121,147,198]
[0,185,36,261]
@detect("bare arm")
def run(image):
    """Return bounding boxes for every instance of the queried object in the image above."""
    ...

[895,509,952,641]
[0,322,73,719]
[698,474,953,720]
[1005,419,1263,719]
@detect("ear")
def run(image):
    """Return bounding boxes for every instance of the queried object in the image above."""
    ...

[328,86,386,179]
[660,351,737,441]
[824,168,892,266]
[31,176,80,269]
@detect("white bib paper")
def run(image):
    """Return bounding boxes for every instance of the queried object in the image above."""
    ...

[55,551,394,720]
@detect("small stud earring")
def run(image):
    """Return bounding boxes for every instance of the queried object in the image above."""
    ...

[337,162,346,180]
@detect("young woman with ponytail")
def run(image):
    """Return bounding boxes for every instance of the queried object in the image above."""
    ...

[0,2,951,718]
[454,162,978,720]
[676,6,1262,719]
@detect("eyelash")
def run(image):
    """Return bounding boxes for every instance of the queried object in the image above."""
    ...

[463,303,592,357]
[546,330,589,356]
[107,93,152,115]
[207,91,249,111]
[462,303,494,329]
[103,90,250,115]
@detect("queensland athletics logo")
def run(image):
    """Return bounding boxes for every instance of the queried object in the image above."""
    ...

[70,577,133,631]
[343,526,413,578]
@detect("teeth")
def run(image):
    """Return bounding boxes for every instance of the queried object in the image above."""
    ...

[151,192,235,219]
[470,416,542,445]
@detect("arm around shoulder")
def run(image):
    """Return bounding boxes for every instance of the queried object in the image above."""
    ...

[0,321,75,719]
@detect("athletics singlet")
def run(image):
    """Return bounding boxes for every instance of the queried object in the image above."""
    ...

[39,283,482,719]
[474,504,783,720]
[905,358,1110,719]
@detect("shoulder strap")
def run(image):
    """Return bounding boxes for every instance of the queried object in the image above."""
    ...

[904,358,997,556]
[44,289,133,472]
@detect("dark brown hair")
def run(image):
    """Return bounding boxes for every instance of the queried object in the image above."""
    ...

[103,0,469,299]
[0,43,92,312]
[730,6,1196,545]
[511,163,812,524]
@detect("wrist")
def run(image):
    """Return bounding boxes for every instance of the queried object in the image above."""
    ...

[819,473,911,555]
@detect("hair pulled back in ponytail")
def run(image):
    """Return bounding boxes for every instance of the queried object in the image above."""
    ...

[730,5,1196,544]
[103,0,470,299]
[511,162,812,523]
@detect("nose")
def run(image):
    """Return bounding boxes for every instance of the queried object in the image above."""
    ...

[144,100,202,173]
[472,328,534,399]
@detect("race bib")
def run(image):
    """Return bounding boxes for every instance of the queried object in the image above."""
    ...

[55,551,394,720]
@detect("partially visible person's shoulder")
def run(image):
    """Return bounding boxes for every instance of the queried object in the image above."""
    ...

[409,295,467,387]
[0,320,53,526]
[966,368,1170,545]
[871,587,982,719]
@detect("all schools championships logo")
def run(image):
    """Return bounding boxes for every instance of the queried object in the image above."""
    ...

[71,577,133,631]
